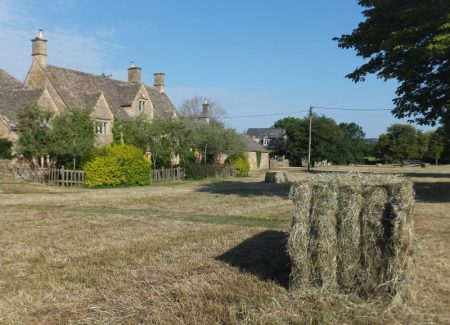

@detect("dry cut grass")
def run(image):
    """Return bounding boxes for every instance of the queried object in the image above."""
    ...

[0,166,449,324]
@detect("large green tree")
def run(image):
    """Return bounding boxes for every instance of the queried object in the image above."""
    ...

[375,124,422,163]
[335,0,450,125]
[426,131,445,165]
[49,109,96,168]
[338,122,366,163]
[274,115,366,165]
[273,117,308,164]
[116,117,244,168]
[16,103,53,162]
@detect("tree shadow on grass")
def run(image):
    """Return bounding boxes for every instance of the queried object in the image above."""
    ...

[216,230,292,288]
[197,181,291,198]
[406,172,450,179]
[413,181,450,203]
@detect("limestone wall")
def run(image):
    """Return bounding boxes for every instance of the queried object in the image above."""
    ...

[0,160,13,180]
[246,151,269,171]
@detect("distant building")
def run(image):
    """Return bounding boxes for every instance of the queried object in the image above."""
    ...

[0,30,178,147]
[242,135,269,170]
[245,127,287,150]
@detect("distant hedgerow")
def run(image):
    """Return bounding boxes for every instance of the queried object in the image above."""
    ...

[84,144,151,187]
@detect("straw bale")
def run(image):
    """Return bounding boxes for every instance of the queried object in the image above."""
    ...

[308,181,339,289]
[265,171,288,183]
[288,182,312,290]
[288,173,415,303]
[336,183,363,292]
[384,180,415,303]
[358,185,389,297]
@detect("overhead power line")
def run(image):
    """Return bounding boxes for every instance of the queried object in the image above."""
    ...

[313,106,392,111]
[221,110,309,119]
[215,105,391,120]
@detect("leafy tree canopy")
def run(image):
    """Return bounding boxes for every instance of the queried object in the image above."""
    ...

[274,115,366,165]
[115,117,244,168]
[335,0,450,125]
[49,109,96,168]
[16,103,53,160]
[375,124,429,163]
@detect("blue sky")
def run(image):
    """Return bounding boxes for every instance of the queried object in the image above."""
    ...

[0,0,434,137]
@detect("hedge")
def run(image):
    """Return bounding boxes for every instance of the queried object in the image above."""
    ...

[84,144,151,187]
[228,153,250,177]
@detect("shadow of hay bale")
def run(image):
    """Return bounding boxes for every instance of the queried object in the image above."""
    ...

[413,181,450,203]
[216,230,292,288]
[197,181,291,198]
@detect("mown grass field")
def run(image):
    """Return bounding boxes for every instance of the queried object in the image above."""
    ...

[0,165,449,324]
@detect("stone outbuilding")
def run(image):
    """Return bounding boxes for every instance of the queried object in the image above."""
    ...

[243,135,269,170]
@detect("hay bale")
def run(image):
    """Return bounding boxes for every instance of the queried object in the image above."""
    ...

[288,174,415,303]
[288,182,312,290]
[265,171,288,183]
[358,185,389,297]
[336,183,363,292]
[385,180,415,303]
[308,182,339,290]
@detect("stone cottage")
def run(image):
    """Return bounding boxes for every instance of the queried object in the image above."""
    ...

[0,30,178,147]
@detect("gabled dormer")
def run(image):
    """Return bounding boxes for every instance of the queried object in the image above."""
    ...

[120,83,154,119]
[88,93,114,145]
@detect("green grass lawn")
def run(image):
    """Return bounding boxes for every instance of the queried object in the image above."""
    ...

[0,167,449,324]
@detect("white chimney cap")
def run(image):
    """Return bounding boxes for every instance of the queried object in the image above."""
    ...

[203,99,208,105]
[37,29,44,39]
[130,61,135,68]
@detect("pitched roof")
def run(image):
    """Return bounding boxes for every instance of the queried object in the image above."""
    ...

[0,89,43,126]
[0,70,23,90]
[146,86,178,118]
[0,69,45,127]
[246,128,286,139]
[242,135,268,152]
[45,65,177,119]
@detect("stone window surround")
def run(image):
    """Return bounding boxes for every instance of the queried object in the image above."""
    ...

[94,120,109,135]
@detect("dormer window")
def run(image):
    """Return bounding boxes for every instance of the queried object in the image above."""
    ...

[263,138,269,146]
[138,100,146,111]
[95,121,107,135]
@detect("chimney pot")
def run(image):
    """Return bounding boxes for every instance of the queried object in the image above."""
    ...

[31,29,47,67]
[153,73,165,93]
[128,62,142,84]
[202,99,210,125]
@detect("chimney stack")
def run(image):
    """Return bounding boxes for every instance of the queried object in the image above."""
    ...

[153,73,165,93]
[31,29,47,67]
[128,61,142,84]
[202,99,210,125]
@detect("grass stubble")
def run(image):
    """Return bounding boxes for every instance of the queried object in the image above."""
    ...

[0,165,449,324]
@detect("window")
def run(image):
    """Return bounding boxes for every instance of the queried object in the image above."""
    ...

[95,121,107,135]
[263,138,269,146]
[138,100,146,111]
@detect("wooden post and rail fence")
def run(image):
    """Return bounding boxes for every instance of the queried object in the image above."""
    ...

[9,166,186,187]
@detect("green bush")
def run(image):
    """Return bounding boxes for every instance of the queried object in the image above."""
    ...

[184,162,236,180]
[0,138,12,159]
[84,144,151,187]
[228,153,250,177]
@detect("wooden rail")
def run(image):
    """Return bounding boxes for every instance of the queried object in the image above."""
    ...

[12,166,85,187]
[152,167,185,183]
[48,167,85,187]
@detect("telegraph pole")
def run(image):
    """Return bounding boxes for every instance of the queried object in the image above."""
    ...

[307,106,313,172]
